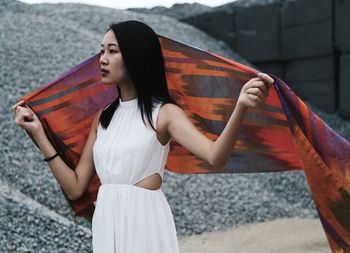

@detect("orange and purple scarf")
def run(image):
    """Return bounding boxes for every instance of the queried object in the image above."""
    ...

[19,34,350,252]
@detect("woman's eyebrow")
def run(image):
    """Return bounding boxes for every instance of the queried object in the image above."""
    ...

[100,43,119,47]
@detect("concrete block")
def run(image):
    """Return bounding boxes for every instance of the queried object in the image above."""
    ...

[235,4,281,62]
[281,0,332,27]
[339,54,350,117]
[281,20,333,60]
[335,0,350,53]
[255,61,284,78]
[285,56,334,81]
[284,56,336,113]
[287,79,336,113]
[181,9,236,49]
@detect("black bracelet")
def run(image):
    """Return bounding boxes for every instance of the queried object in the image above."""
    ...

[43,152,59,162]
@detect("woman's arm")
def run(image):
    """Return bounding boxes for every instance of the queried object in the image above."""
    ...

[164,102,246,167]
[32,108,103,200]
[208,102,248,166]
[165,73,274,167]
[33,132,79,199]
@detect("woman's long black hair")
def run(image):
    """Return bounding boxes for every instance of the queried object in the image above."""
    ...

[99,20,179,132]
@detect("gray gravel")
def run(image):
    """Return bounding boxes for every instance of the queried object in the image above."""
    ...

[1,0,350,252]
[127,2,212,20]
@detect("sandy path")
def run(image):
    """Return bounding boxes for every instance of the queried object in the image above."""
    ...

[178,218,332,253]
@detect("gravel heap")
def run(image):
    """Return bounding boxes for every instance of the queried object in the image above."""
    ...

[128,0,288,19]
[216,0,288,9]
[1,0,350,252]
[127,2,212,20]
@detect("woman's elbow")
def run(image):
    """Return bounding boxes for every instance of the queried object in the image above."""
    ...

[68,190,82,201]
[210,157,227,167]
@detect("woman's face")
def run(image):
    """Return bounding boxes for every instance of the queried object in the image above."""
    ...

[99,30,128,85]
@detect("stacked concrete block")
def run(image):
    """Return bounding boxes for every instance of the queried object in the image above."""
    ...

[235,4,281,62]
[285,56,336,113]
[180,0,346,116]
[281,0,333,60]
[339,55,350,117]
[280,0,336,113]
[180,9,236,49]
[335,0,350,53]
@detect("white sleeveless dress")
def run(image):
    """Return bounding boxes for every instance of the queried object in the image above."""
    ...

[92,96,179,253]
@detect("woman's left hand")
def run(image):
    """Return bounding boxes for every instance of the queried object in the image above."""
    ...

[237,72,274,109]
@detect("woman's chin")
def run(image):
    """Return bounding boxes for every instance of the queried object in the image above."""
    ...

[101,77,113,84]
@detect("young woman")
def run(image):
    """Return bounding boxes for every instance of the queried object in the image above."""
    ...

[11,20,274,252]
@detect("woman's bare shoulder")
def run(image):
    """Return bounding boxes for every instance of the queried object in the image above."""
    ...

[160,103,184,117]
[158,102,185,128]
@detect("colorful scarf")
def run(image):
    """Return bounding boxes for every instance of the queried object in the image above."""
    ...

[19,34,350,252]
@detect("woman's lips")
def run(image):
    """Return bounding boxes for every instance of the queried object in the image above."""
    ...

[100,70,109,76]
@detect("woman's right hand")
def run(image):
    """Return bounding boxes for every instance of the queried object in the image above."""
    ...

[237,72,274,109]
[11,100,44,137]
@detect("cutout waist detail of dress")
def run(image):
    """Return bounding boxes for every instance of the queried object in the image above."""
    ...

[100,183,162,193]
